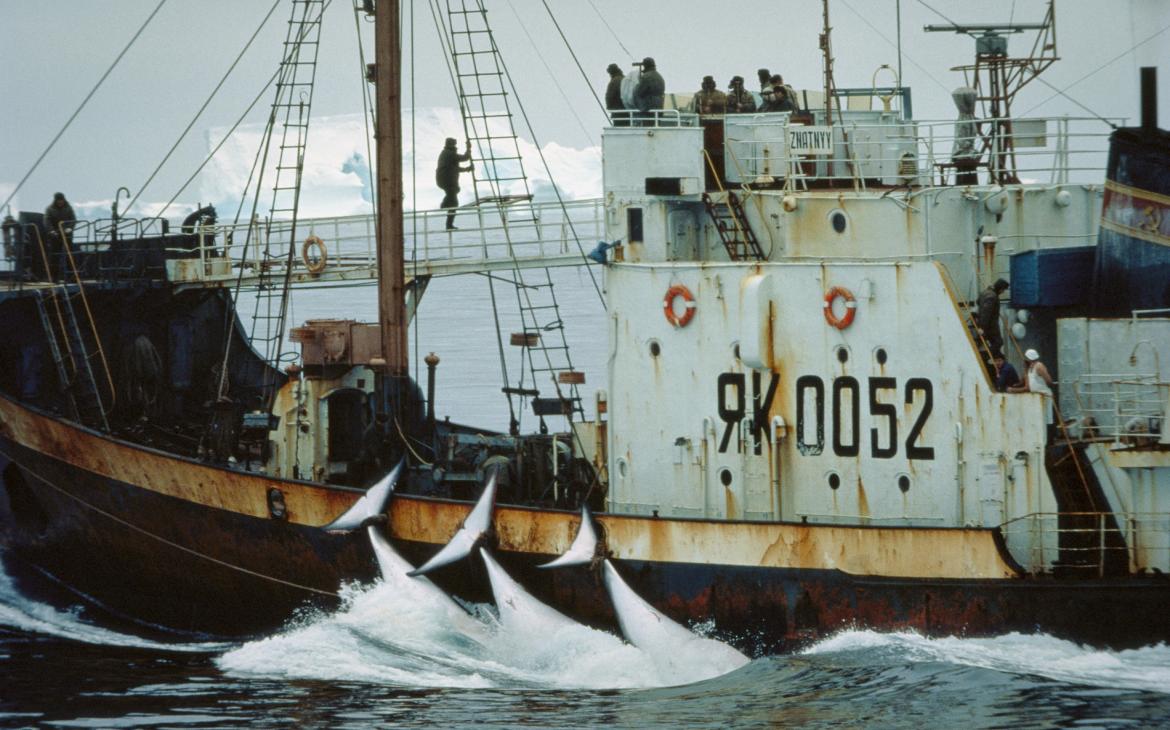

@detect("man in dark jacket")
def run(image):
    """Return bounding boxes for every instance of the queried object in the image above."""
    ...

[726,76,757,113]
[44,192,76,243]
[633,57,664,125]
[690,75,726,115]
[436,138,473,230]
[608,63,627,125]
[763,75,797,113]
[976,278,1010,357]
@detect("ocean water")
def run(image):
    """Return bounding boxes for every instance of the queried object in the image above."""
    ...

[2,544,1169,729]
[3,278,1170,728]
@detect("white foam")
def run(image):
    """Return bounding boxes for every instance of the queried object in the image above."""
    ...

[804,629,1170,695]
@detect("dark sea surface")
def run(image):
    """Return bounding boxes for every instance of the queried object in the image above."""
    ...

[2,552,1169,730]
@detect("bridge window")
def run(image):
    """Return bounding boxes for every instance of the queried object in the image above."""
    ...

[627,207,643,243]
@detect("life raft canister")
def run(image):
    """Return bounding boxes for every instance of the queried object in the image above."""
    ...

[302,235,328,274]
[823,286,857,329]
[663,284,696,328]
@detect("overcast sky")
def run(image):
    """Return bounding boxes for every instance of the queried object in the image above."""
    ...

[2,0,1169,219]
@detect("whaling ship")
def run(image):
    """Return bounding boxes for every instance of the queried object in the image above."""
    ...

[0,0,1167,653]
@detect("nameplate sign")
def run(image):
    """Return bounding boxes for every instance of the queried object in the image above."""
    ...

[787,126,834,155]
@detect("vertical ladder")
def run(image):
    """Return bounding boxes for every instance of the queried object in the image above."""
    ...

[702,191,765,261]
[443,0,583,425]
[248,0,324,396]
[33,287,110,431]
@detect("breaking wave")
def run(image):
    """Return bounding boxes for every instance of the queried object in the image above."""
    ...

[216,578,741,690]
[804,629,1170,695]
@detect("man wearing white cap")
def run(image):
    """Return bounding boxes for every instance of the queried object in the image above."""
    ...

[1010,349,1056,439]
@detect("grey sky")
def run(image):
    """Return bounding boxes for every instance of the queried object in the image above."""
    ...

[2,0,1168,217]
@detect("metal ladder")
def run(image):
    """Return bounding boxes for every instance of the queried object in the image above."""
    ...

[442,0,584,427]
[248,0,324,395]
[33,287,110,431]
[702,191,766,261]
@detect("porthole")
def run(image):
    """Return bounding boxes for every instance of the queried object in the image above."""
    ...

[828,472,841,490]
[875,348,888,365]
[719,469,733,487]
[732,342,741,361]
[829,209,848,234]
[898,474,911,493]
[649,340,661,358]
[836,347,849,364]
[617,458,629,478]
[267,488,288,520]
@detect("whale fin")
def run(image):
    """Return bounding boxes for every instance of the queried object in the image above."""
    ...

[480,548,578,630]
[538,505,598,569]
[407,473,497,577]
[323,460,403,531]
[602,560,749,672]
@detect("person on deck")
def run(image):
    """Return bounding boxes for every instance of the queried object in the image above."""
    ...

[757,68,773,105]
[763,76,797,113]
[605,63,626,125]
[1010,349,1057,440]
[993,352,1019,393]
[436,138,473,231]
[726,76,757,114]
[976,278,1010,360]
[633,57,665,125]
[44,192,75,244]
[690,75,727,115]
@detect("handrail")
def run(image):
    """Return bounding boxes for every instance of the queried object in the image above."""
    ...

[57,222,117,410]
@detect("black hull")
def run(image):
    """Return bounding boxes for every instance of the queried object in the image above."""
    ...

[2,429,1168,652]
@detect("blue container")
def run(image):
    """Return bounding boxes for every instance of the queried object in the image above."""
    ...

[1010,246,1096,307]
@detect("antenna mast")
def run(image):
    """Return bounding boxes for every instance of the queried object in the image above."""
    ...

[925,0,1058,183]
[374,0,406,379]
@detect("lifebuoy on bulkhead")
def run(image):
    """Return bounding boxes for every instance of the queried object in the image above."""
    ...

[663,284,696,328]
[302,235,328,274]
[823,286,857,329]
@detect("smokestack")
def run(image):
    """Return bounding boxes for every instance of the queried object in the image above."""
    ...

[1141,67,1157,131]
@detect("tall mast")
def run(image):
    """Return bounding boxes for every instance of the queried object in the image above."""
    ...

[374,0,406,377]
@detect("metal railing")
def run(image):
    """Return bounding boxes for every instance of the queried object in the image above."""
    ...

[1070,375,1167,442]
[1000,511,1170,576]
[33,198,605,289]
[607,109,698,128]
[711,115,1119,188]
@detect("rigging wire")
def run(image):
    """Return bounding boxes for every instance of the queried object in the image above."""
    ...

[503,0,599,148]
[0,0,168,212]
[539,0,608,118]
[839,0,950,94]
[1019,18,1170,117]
[127,0,282,215]
[584,0,633,60]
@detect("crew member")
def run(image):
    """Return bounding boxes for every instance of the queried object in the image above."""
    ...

[726,76,757,114]
[976,278,1009,359]
[764,75,797,113]
[44,192,75,244]
[993,352,1019,393]
[690,75,726,115]
[436,138,473,231]
[757,68,773,105]
[1010,349,1057,440]
[633,56,665,125]
[605,63,626,126]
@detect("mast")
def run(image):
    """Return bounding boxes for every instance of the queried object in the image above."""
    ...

[374,0,406,378]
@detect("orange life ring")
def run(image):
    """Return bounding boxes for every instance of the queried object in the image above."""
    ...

[823,286,857,329]
[302,235,327,274]
[663,284,696,328]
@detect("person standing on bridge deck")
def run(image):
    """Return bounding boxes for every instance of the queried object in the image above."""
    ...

[763,75,797,113]
[1010,349,1057,441]
[605,63,627,126]
[633,57,664,126]
[436,138,473,231]
[690,75,726,115]
[726,76,757,114]
[43,192,76,280]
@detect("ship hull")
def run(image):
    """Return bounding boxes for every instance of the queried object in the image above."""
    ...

[1,395,1168,649]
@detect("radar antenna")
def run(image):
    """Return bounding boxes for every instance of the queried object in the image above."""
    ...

[925,0,1057,183]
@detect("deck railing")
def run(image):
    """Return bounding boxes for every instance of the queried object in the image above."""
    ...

[999,510,1170,576]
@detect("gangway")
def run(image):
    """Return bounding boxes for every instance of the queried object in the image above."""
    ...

[167,197,605,291]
